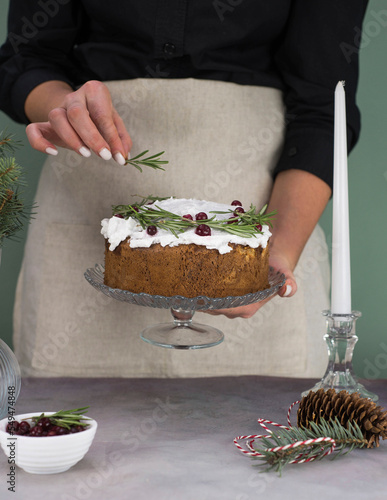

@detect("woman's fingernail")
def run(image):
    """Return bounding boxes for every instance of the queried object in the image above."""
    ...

[127,152,131,160]
[45,147,58,156]
[283,285,292,297]
[114,152,126,166]
[79,146,91,158]
[99,148,112,160]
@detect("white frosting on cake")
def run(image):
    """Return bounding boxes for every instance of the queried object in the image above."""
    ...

[101,198,271,254]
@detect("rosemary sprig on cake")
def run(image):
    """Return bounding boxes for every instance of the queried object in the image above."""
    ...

[125,150,168,171]
[112,197,276,238]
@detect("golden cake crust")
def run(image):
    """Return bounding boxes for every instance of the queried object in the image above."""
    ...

[104,238,270,298]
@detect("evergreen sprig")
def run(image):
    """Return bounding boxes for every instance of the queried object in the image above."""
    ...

[251,418,368,475]
[112,196,276,239]
[125,150,168,172]
[0,131,35,247]
[0,133,22,156]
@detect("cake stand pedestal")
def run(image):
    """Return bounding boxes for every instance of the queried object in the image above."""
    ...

[302,310,379,401]
[84,264,285,350]
[140,308,224,349]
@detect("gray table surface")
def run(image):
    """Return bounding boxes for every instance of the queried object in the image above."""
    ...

[0,376,386,500]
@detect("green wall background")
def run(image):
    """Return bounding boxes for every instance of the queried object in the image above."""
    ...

[0,1,386,379]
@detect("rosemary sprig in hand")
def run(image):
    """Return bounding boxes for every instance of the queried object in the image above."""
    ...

[32,407,91,430]
[125,150,168,172]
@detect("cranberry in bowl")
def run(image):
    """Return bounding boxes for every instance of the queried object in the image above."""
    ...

[0,410,97,474]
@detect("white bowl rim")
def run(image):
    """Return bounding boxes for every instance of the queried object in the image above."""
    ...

[0,411,97,439]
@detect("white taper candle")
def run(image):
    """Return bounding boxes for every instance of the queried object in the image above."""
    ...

[331,81,351,314]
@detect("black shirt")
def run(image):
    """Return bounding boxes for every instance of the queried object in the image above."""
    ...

[0,0,368,189]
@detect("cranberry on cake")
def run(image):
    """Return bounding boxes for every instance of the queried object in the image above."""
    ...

[101,197,275,298]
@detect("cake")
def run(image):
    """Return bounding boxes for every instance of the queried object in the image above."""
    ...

[101,197,273,298]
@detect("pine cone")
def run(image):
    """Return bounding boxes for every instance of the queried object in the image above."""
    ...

[297,388,387,448]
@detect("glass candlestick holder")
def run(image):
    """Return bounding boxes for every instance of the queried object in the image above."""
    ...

[302,310,379,402]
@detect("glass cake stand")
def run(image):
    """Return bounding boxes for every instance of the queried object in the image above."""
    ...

[84,264,285,349]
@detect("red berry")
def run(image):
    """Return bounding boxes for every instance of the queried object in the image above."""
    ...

[57,427,70,435]
[231,200,242,207]
[146,225,157,236]
[114,214,124,218]
[233,207,245,216]
[182,214,193,221]
[38,417,52,429]
[256,224,263,232]
[6,419,88,437]
[71,425,85,433]
[132,205,140,212]
[195,212,208,221]
[32,425,43,436]
[195,224,211,236]
[6,421,19,434]
[19,421,31,435]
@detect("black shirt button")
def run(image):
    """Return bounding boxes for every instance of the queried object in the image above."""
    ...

[163,43,176,56]
[288,146,298,157]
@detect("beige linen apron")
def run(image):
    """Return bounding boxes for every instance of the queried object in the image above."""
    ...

[14,78,329,378]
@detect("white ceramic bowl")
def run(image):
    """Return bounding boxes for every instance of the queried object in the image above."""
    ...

[0,412,97,474]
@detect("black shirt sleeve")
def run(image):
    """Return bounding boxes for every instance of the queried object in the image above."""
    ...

[0,1,85,123]
[272,0,368,189]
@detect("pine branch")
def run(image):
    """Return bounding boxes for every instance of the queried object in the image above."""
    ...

[251,418,368,475]
[0,131,22,157]
[0,157,25,188]
[0,131,35,246]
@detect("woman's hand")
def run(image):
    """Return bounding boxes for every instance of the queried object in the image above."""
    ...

[203,169,331,320]
[25,80,132,164]
[204,250,297,319]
